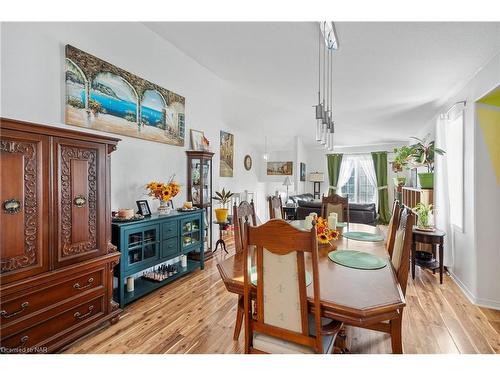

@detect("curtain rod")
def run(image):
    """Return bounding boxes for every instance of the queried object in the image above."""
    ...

[444,100,466,115]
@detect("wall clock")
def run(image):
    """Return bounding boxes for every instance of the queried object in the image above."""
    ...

[244,155,252,171]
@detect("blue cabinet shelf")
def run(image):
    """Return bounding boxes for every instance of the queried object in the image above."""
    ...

[112,210,204,308]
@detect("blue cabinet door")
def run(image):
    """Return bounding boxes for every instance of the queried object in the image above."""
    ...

[180,215,202,252]
[123,223,160,273]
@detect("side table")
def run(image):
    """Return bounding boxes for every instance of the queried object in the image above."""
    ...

[411,227,446,284]
[213,221,229,254]
[283,205,297,220]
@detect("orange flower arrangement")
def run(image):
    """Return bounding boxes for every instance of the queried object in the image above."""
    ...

[146,176,181,203]
[315,217,340,245]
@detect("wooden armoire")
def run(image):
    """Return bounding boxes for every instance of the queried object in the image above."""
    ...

[0,118,121,353]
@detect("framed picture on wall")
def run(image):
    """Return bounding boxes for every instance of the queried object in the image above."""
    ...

[300,162,306,181]
[267,161,293,176]
[190,129,205,151]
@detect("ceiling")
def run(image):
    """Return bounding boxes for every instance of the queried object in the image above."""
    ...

[145,22,500,149]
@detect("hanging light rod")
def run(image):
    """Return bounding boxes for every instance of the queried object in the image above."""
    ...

[320,21,339,51]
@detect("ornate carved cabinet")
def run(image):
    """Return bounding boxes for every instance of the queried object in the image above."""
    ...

[0,118,121,353]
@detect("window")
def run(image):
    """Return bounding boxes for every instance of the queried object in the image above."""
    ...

[340,157,376,204]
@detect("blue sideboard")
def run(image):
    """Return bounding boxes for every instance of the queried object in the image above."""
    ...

[112,210,204,307]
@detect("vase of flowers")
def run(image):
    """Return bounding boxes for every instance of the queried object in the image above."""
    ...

[315,217,340,248]
[146,175,181,216]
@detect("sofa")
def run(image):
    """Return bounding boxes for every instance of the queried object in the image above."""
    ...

[287,194,378,226]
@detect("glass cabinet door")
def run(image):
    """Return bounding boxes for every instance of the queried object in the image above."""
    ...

[202,158,211,206]
[125,225,160,268]
[191,158,202,205]
[181,217,201,250]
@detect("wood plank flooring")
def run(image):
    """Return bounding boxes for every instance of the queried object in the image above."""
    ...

[64,233,500,354]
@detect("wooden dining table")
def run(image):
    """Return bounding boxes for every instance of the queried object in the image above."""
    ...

[216,222,406,352]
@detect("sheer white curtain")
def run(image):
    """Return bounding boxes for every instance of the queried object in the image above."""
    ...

[435,117,453,267]
[357,154,379,210]
[336,156,354,195]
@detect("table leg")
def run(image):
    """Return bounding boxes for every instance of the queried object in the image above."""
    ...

[411,240,416,279]
[390,312,403,354]
[439,242,444,284]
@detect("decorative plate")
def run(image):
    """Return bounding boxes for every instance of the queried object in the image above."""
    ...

[112,214,144,223]
[244,155,252,171]
[177,207,200,212]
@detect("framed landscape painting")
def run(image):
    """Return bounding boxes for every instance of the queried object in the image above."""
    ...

[267,161,293,176]
[65,45,185,146]
[219,131,234,177]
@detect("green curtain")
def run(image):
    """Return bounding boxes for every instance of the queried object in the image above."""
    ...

[327,154,343,196]
[371,151,391,224]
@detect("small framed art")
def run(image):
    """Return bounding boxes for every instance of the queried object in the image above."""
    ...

[136,200,151,216]
[190,129,205,151]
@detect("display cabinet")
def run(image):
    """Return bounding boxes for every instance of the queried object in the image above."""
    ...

[112,210,204,308]
[186,150,214,260]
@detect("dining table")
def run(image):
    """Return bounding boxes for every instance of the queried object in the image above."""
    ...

[216,221,406,353]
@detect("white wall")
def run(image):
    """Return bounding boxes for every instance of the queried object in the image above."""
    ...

[429,52,500,309]
[0,22,264,223]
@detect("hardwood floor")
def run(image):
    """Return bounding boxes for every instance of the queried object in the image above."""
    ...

[64,232,500,354]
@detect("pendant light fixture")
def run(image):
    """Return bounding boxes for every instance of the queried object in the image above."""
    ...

[314,21,338,149]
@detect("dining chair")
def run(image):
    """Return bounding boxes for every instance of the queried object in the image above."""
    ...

[386,200,401,259]
[242,219,342,354]
[268,196,284,219]
[353,207,415,354]
[321,194,349,224]
[231,200,258,340]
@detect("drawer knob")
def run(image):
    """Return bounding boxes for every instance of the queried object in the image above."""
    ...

[73,277,95,290]
[74,305,94,320]
[0,301,29,318]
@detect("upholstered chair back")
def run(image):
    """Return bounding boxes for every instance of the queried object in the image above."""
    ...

[321,194,349,223]
[390,207,415,296]
[243,219,324,354]
[268,196,284,219]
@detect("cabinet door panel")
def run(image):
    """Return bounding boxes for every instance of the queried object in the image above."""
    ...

[0,130,49,284]
[54,138,106,268]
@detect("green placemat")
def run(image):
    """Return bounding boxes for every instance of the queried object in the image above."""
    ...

[342,231,384,242]
[250,266,312,286]
[328,250,387,270]
[336,222,347,228]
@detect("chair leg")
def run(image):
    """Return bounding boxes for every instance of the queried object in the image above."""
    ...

[233,296,244,340]
[390,312,403,354]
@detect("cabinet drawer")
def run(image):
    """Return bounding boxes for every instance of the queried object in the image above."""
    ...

[162,221,178,239]
[0,295,105,352]
[162,237,179,259]
[0,267,105,326]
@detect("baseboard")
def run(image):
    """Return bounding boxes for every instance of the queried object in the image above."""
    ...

[449,270,500,310]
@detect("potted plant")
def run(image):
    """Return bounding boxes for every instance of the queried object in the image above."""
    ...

[413,202,434,230]
[212,188,234,223]
[391,145,413,187]
[408,134,445,189]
